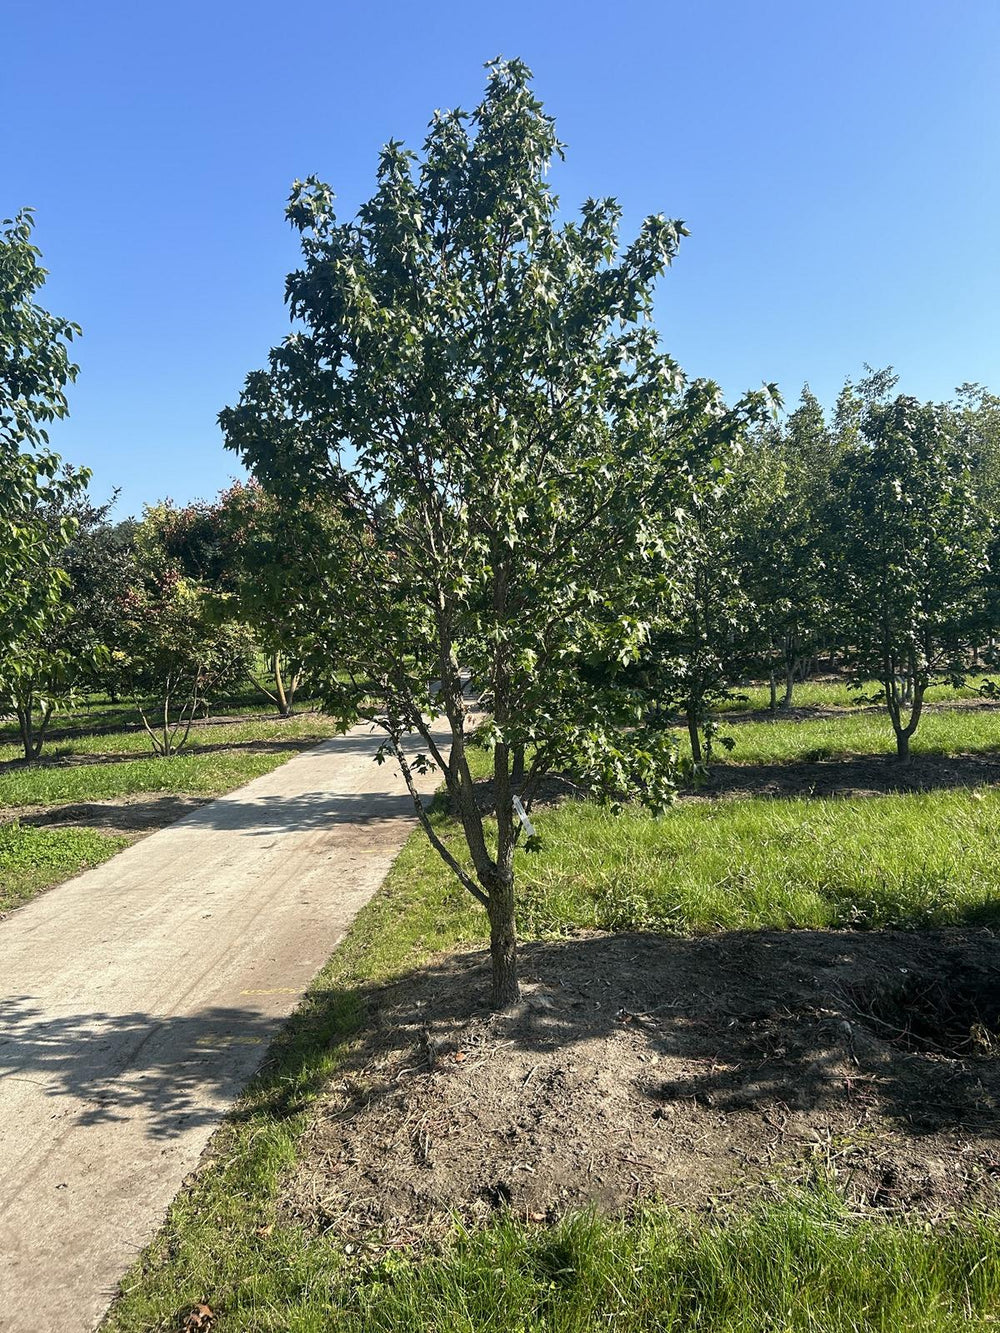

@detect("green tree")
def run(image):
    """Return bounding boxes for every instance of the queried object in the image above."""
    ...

[747,385,839,708]
[0,208,87,758]
[953,384,1000,664]
[121,509,255,753]
[214,480,330,715]
[222,60,772,1006]
[827,395,988,760]
[637,436,768,766]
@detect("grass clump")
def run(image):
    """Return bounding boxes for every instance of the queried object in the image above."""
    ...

[392,789,1000,936]
[286,1200,1000,1332]
[0,822,129,914]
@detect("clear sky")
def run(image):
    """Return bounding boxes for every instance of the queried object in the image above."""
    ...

[5,0,999,516]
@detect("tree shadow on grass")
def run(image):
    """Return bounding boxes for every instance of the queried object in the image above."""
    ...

[695,751,1000,801]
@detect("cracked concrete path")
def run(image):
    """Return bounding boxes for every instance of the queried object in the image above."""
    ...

[0,725,443,1333]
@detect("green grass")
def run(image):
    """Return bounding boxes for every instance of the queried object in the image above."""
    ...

[0,715,342,809]
[111,1196,1000,1332]
[516,790,1000,933]
[0,822,129,914]
[717,674,993,714]
[316,1201,1000,1332]
[0,701,342,912]
[702,703,1000,765]
[103,789,1000,1332]
[0,710,337,767]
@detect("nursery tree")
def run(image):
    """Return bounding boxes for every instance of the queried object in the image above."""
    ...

[827,395,988,759]
[215,481,333,715]
[121,509,255,753]
[222,59,773,1006]
[0,208,87,756]
[639,437,767,765]
[54,497,139,700]
[749,386,838,707]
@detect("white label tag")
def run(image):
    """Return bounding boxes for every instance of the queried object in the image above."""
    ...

[512,795,537,839]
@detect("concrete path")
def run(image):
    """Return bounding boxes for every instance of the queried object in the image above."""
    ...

[0,725,443,1333]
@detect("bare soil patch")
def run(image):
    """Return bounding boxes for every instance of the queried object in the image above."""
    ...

[1,794,208,837]
[700,752,1000,801]
[287,929,1000,1244]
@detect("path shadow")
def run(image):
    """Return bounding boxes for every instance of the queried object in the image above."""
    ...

[180,786,424,835]
[0,996,282,1139]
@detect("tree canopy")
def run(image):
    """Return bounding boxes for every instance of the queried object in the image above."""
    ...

[222,58,774,1005]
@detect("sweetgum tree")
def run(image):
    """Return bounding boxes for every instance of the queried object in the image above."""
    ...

[0,209,87,758]
[827,395,988,760]
[222,60,771,1006]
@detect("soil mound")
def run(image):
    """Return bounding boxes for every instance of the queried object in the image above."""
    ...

[287,929,1000,1245]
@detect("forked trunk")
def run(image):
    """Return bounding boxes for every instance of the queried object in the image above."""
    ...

[17,699,50,761]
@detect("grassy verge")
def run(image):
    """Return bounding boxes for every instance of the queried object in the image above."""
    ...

[0,703,342,911]
[104,786,1000,1331]
[377,785,1000,936]
[0,822,130,915]
[717,674,993,713]
[702,703,1000,765]
[515,788,1000,932]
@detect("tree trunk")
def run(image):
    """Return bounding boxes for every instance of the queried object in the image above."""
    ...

[783,663,795,709]
[17,706,35,762]
[782,635,795,708]
[511,743,526,788]
[274,656,290,717]
[686,707,702,765]
[768,668,777,712]
[895,728,910,761]
[486,876,519,1008]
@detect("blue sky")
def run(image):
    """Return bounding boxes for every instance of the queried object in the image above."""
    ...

[5,0,999,516]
